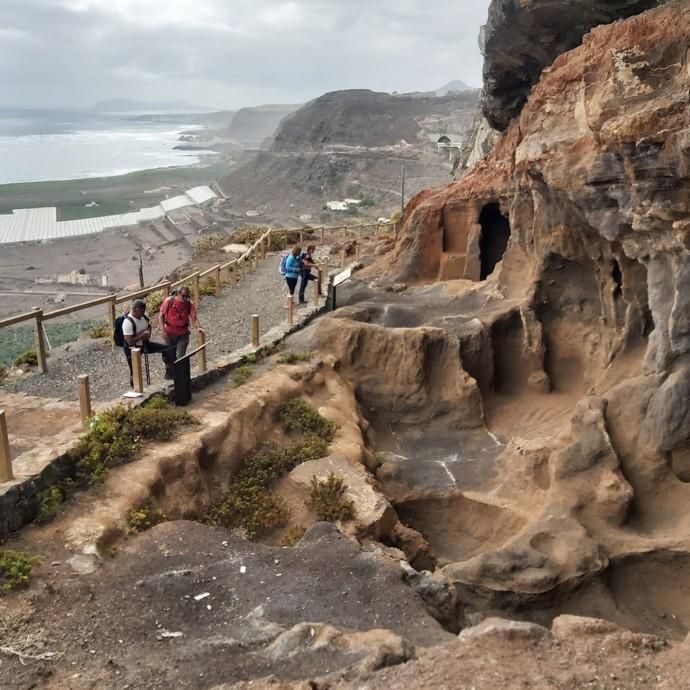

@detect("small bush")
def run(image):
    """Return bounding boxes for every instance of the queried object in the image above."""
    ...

[232,365,253,387]
[36,479,76,523]
[145,290,166,316]
[193,234,227,256]
[89,323,110,339]
[232,225,269,245]
[278,351,311,365]
[279,399,337,441]
[14,350,37,367]
[242,353,257,365]
[203,436,329,540]
[128,503,167,533]
[72,396,197,486]
[199,276,217,297]
[307,473,354,522]
[0,549,39,593]
[280,526,306,547]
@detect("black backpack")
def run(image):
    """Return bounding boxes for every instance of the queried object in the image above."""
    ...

[113,314,149,347]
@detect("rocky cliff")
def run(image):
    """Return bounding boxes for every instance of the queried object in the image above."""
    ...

[481,0,666,130]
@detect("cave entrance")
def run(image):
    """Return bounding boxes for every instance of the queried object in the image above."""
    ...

[479,203,511,280]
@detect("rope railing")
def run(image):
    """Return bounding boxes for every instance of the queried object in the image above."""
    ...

[0,221,396,374]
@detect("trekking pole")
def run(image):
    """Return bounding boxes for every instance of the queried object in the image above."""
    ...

[144,349,151,385]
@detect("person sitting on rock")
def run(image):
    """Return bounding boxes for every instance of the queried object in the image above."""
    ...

[284,245,302,303]
[159,286,204,377]
[122,299,174,386]
[298,244,319,305]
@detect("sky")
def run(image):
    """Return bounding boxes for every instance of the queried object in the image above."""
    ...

[1,0,492,110]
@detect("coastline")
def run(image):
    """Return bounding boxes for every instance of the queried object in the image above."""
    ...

[0,158,237,221]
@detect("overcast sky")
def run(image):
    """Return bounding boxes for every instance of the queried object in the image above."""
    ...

[2,0,492,110]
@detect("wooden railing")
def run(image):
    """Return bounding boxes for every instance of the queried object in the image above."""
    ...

[0,221,396,373]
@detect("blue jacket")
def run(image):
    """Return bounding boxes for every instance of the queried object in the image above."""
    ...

[285,254,301,278]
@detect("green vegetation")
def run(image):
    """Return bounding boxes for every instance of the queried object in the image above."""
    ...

[193,234,228,256]
[307,473,354,522]
[277,351,311,365]
[0,365,6,384]
[89,322,110,339]
[0,549,39,593]
[13,350,38,367]
[242,353,257,364]
[145,289,166,316]
[232,225,270,245]
[232,364,253,387]
[32,397,197,524]
[128,503,168,534]
[199,276,217,296]
[359,197,375,208]
[36,479,76,523]
[0,319,104,367]
[202,399,336,540]
[279,399,337,440]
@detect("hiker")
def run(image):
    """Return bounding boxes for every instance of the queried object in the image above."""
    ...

[298,244,319,304]
[159,286,204,369]
[118,299,173,387]
[284,246,302,302]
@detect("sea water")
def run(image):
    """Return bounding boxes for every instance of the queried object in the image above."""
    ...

[0,109,218,185]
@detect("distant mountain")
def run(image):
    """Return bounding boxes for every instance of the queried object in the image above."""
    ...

[434,80,473,96]
[226,104,303,148]
[92,99,211,113]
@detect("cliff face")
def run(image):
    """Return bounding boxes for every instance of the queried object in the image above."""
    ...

[374,0,690,609]
[481,0,666,130]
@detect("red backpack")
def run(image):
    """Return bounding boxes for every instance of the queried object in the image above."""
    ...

[163,297,192,335]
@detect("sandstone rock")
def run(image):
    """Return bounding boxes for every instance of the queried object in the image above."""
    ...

[391,521,437,572]
[551,614,625,640]
[481,0,665,130]
[289,453,397,539]
[458,617,551,642]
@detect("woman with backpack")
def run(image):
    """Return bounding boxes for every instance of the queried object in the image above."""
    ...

[283,246,302,303]
[159,286,204,378]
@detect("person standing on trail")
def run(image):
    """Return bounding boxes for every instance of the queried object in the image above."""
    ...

[298,244,319,305]
[120,299,172,387]
[159,286,204,376]
[284,246,302,302]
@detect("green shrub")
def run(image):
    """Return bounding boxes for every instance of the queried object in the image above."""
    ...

[203,436,329,540]
[232,225,269,245]
[232,365,253,387]
[279,399,336,441]
[0,549,39,593]
[89,322,110,339]
[128,503,168,533]
[199,276,217,297]
[193,234,227,256]
[36,479,76,523]
[307,473,354,522]
[145,290,166,316]
[242,353,257,365]
[72,396,197,486]
[278,351,311,365]
[13,350,37,367]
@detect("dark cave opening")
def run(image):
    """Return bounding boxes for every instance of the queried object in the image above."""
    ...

[479,203,511,280]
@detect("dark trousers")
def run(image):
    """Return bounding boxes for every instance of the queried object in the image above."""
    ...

[123,341,174,385]
[298,270,316,301]
[285,276,298,296]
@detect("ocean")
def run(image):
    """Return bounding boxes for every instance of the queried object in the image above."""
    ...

[0,109,218,185]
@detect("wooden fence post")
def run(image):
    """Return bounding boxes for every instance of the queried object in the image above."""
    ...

[214,266,222,296]
[287,296,294,327]
[32,308,47,374]
[320,226,325,245]
[251,314,260,347]
[317,269,323,297]
[355,241,361,262]
[358,224,363,240]
[299,228,304,244]
[191,272,201,306]
[131,348,144,393]
[198,330,207,373]
[78,375,92,427]
[313,278,319,306]
[0,410,13,482]
[342,225,347,240]
[234,263,240,284]
[106,296,117,347]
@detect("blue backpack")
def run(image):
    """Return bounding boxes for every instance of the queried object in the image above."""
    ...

[279,253,288,275]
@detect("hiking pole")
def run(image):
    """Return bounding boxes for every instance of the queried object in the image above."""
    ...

[144,348,151,385]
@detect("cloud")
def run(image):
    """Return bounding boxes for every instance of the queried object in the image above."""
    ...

[2,0,491,108]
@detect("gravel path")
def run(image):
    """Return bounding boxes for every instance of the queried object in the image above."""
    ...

[2,251,320,402]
